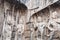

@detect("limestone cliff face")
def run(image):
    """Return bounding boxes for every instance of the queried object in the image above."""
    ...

[30,3,60,40]
[0,0,60,40]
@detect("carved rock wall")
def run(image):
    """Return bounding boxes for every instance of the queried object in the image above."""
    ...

[0,0,60,40]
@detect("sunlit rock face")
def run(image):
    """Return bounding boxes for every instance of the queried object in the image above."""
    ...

[0,0,60,40]
[23,0,58,9]
[29,2,60,40]
[0,1,4,40]
[10,0,58,9]
[1,0,27,40]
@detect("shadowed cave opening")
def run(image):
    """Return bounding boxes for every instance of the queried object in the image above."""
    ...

[4,0,27,12]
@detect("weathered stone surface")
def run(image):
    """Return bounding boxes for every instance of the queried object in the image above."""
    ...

[0,0,60,40]
[24,0,58,9]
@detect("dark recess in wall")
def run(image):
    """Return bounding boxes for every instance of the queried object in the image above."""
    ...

[4,0,27,12]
